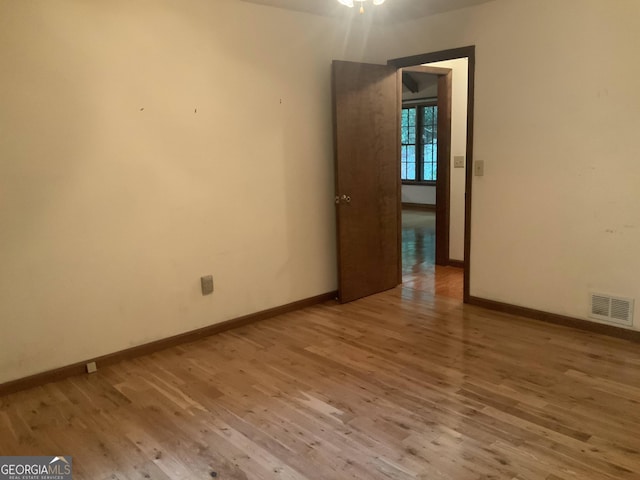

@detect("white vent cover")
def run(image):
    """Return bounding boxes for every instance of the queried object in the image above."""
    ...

[589,293,634,327]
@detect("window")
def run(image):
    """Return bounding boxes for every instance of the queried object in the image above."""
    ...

[401,104,438,183]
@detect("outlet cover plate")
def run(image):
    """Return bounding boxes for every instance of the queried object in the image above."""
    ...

[201,275,214,295]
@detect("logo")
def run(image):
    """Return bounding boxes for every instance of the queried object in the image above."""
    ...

[0,456,72,480]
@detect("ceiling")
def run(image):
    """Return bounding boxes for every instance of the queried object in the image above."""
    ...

[239,0,494,23]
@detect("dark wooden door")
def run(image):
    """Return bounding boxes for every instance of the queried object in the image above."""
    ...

[332,60,401,303]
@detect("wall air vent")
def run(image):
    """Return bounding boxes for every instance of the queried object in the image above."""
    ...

[589,293,634,327]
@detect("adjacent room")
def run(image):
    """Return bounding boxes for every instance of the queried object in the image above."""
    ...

[400,60,466,300]
[1,0,639,478]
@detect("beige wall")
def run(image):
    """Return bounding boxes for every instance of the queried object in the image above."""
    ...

[370,0,640,328]
[0,0,371,383]
[2,0,639,384]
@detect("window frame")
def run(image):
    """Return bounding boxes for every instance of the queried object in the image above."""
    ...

[401,100,438,186]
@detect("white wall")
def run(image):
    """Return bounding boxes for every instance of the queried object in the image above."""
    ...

[0,0,371,383]
[426,58,468,262]
[402,185,436,205]
[368,0,640,329]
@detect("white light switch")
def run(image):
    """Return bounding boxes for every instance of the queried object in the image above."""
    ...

[454,156,465,168]
[474,160,484,176]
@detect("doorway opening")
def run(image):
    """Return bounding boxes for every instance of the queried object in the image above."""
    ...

[390,46,476,302]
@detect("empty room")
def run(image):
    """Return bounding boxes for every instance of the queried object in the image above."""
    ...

[1,0,639,479]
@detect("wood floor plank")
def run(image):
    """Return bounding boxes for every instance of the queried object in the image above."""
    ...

[1,239,640,479]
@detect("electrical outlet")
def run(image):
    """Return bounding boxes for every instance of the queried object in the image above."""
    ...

[474,160,485,176]
[86,361,97,374]
[454,156,465,168]
[201,275,214,295]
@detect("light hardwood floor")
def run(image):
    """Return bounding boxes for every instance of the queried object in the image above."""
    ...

[2,283,640,479]
[402,209,463,299]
